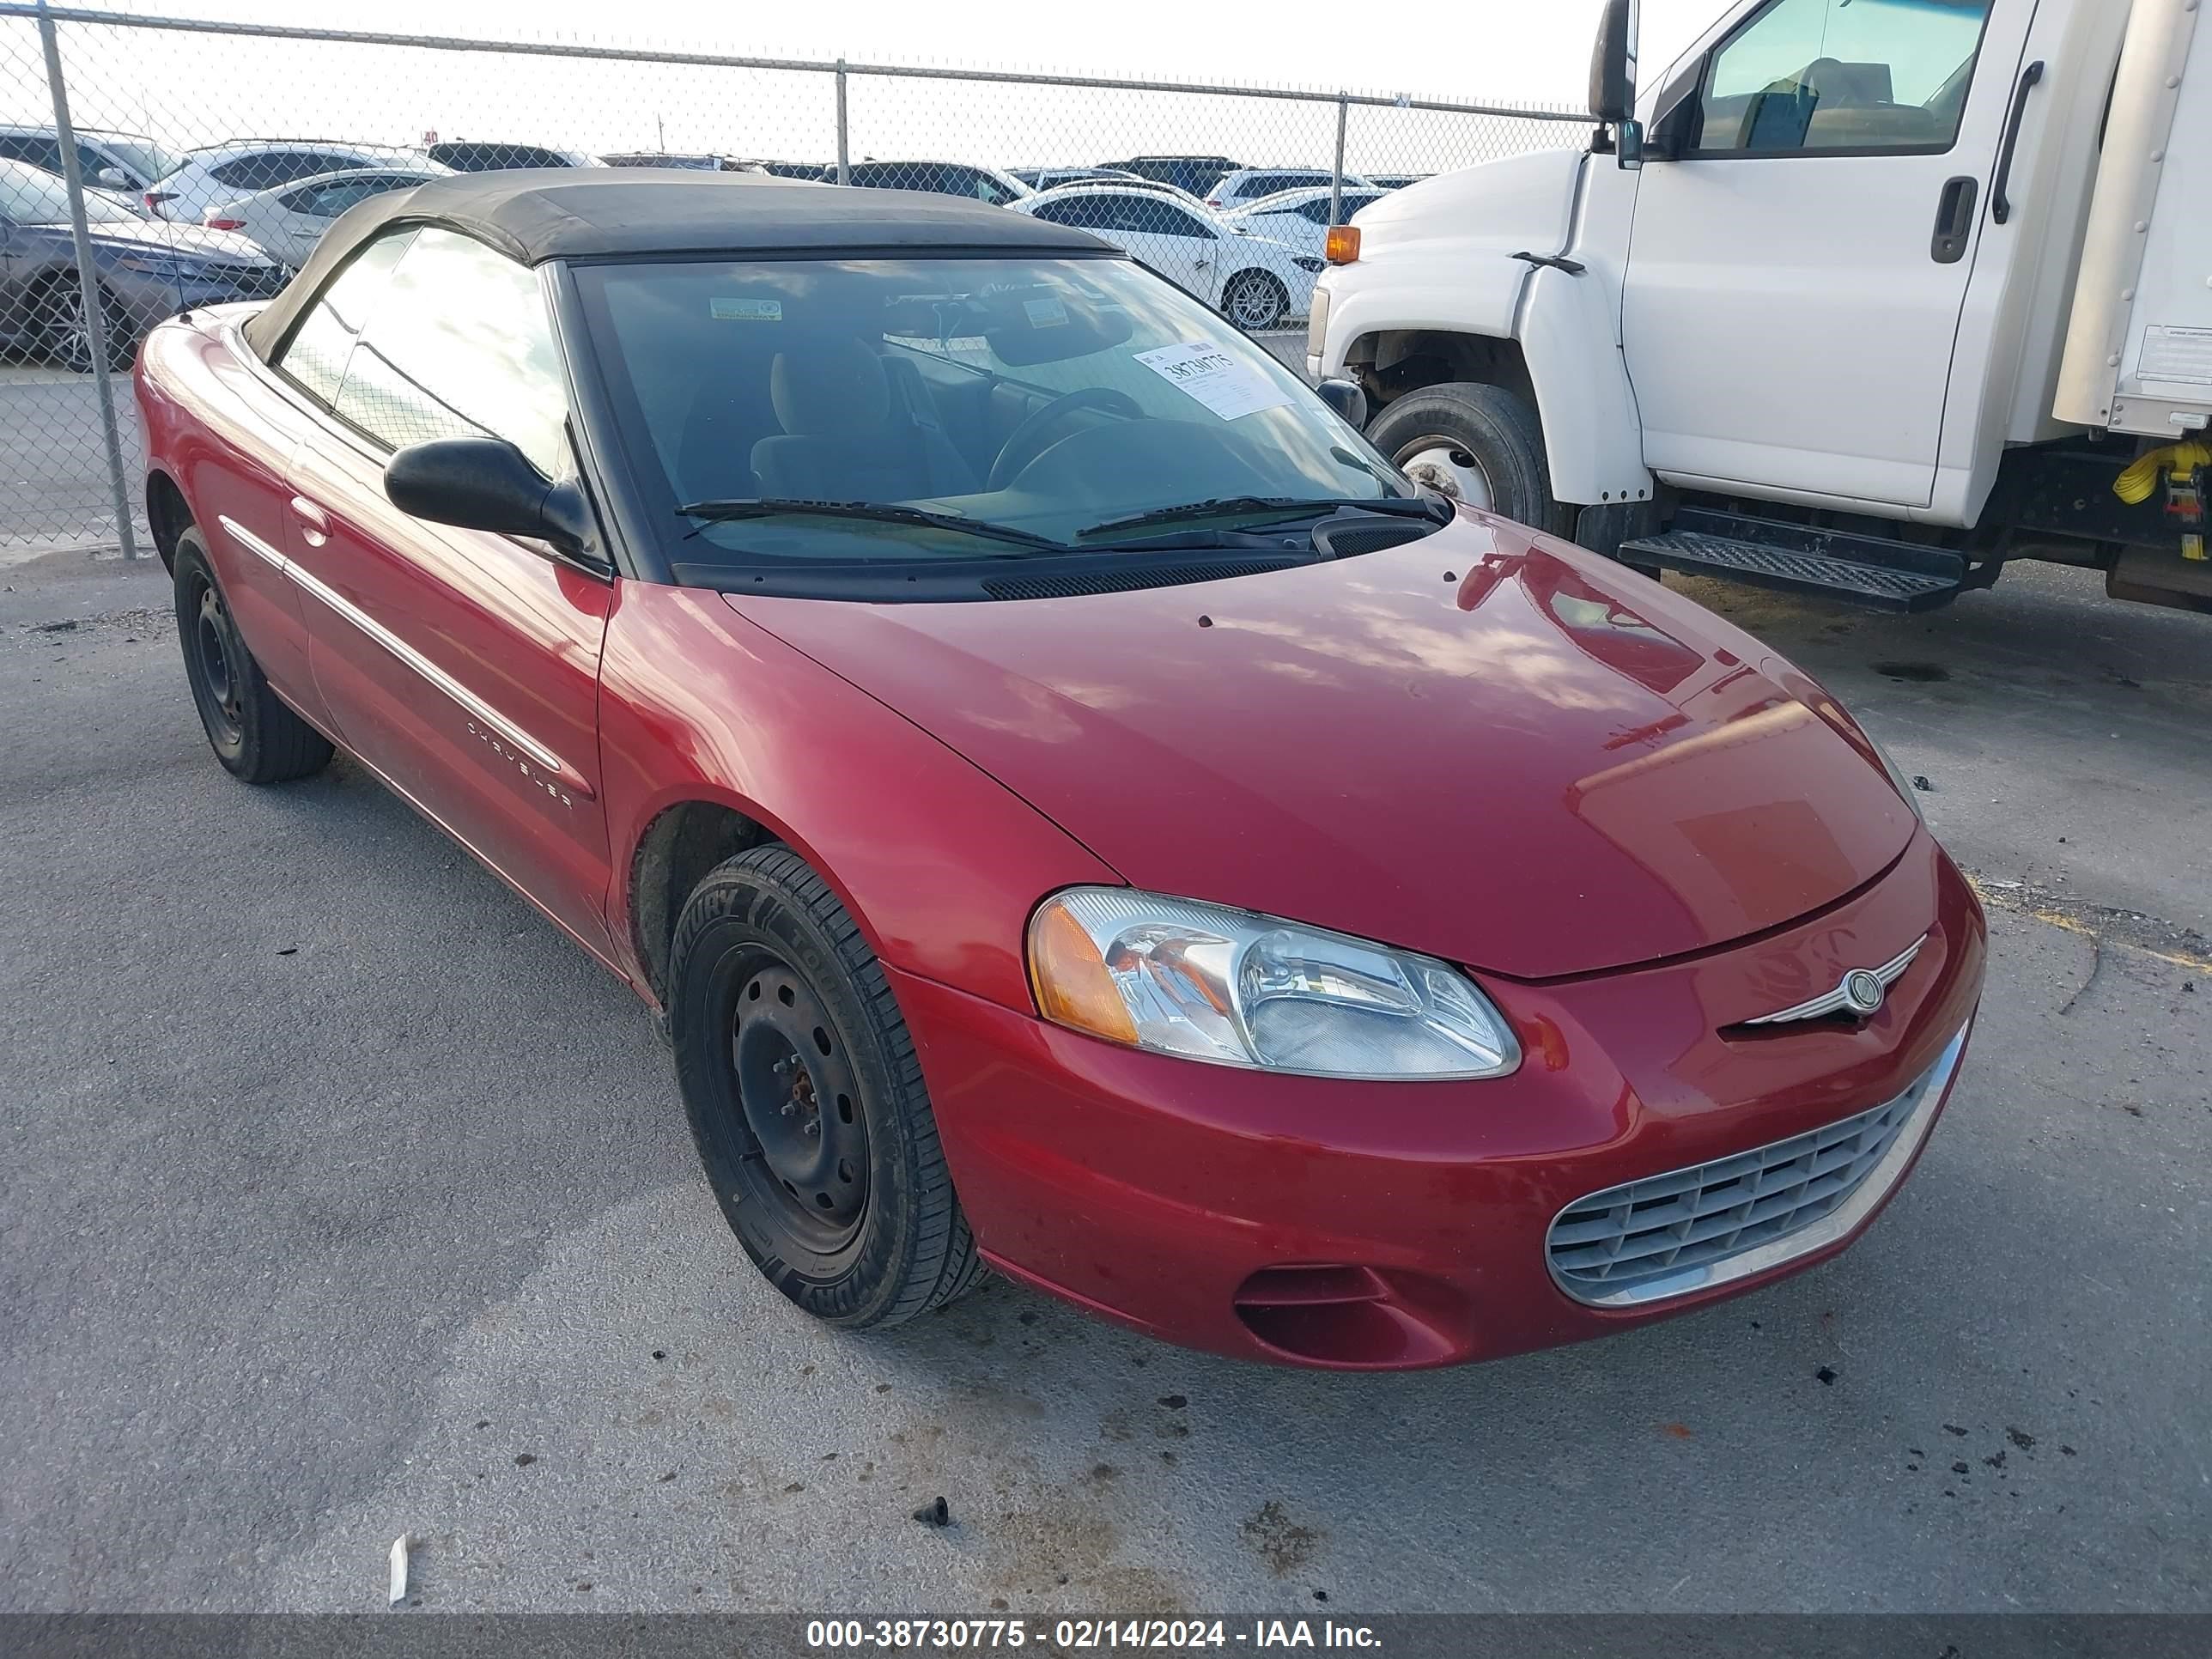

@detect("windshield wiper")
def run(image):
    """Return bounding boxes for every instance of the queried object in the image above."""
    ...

[1077,495,1445,541]
[677,497,1073,553]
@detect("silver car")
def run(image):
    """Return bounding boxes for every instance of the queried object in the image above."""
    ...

[204,167,448,268]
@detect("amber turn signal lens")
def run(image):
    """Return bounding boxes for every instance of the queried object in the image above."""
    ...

[1324,225,1360,264]
[1028,896,1139,1045]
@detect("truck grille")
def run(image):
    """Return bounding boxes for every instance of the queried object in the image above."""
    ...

[1546,1031,1964,1307]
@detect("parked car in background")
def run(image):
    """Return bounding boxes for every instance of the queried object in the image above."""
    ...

[204,167,450,268]
[1097,154,1241,196]
[426,141,599,172]
[1222,185,1390,256]
[1363,173,1432,190]
[143,140,440,222]
[0,158,278,371]
[1012,166,1145,190]
[0,125,183,194]
[1012,183,1319,329]
[1204,167,1374,213]
[599,151,759,172]
[842,161,1030,205]
[758,161,835,179]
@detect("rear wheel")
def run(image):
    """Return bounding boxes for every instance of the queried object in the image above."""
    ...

[40,279,135,374]
[1366,381,1573,537]
[669,844,981,1329]
[1222,270,1289,331]
[173,527,332,783]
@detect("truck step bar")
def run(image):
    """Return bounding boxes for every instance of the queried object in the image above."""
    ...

[1620,508,1968,613]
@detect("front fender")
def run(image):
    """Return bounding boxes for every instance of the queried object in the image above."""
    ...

[1316,152,1652,510]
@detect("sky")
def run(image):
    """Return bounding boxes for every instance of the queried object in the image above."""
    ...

[9,0,1722,169]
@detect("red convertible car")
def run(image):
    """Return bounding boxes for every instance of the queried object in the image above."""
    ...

[135,172,1984,1370]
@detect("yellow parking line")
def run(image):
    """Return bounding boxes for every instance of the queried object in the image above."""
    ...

[1967,875,2212,976]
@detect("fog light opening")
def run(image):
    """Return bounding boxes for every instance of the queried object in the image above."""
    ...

[1231,1264,1469,1369]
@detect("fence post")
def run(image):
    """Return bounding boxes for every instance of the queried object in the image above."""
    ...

[36,0,137,561]
[835,59,850,184]
[1330,91,1348,227]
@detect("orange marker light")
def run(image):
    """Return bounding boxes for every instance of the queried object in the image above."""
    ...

[1028,898,1139,1045]
[1324,225,1361,264]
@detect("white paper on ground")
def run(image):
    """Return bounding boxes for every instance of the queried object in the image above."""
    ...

[388,1534,410,1605]
[1133,340,1293,421]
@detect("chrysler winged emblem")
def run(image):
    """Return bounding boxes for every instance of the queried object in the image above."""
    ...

[1744,937,1926,1026]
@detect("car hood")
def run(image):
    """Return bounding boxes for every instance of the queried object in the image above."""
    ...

[79,219,271,262]
[730,514,1919,980]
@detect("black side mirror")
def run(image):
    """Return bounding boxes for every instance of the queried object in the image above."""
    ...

[1589,0,1640,126]
[384,437,598,562]
[1316,376,1368,428]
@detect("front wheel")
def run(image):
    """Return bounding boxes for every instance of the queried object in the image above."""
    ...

[1221,270,1289,331]
[669,844,981,1330]
[41,280,135,374]
[1365,381,1573,537]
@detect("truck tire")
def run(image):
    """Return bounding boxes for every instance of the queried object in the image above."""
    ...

[1368,382,1573,537]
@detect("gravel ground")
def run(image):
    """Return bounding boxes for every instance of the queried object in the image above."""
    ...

[1,548,2205,1615]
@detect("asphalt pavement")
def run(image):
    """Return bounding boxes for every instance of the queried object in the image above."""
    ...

[1,545,2206,1615]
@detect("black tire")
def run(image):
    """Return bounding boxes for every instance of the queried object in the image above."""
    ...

[173,527,333,784]
[1221,270,1289,331]
[669,844,981,1329]
[1366,381,1574,537]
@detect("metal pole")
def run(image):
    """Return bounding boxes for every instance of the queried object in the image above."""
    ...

[37,0,137,560]
[835,59,850,185]
[1330,92,1348,226]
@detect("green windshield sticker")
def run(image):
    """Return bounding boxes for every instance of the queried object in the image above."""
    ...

[710,298,783,322]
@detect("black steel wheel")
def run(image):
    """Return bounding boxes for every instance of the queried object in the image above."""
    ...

[669,843,981,1328]
[172,526,333,783]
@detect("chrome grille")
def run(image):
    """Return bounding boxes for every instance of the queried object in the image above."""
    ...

[1546,1033,1963,1308]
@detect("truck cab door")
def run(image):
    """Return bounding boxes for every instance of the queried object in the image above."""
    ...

[1620,0,2040,510]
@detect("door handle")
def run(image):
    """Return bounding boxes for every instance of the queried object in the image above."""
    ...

[1990,59,2045,226]
[1930,175,1979,264]
[289,494,330,548]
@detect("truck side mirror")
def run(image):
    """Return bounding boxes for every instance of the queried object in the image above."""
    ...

[1589,0,1640,126]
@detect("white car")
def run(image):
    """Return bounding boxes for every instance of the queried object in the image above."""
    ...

[1204,167,1374,214]
[1012,183,1321,330]
[1220,184,1392,256]
[143,140,444,222]
[203,167,449,268]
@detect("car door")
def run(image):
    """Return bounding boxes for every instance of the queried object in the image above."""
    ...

[282,225,617,958]
[1091,193,1217,299]
[1620,0,2035,508]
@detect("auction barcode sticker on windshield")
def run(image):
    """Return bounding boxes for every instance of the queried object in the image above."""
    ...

[1133,340,1293,421]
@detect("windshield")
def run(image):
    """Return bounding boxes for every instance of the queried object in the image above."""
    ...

[0,158,142,224]
[574,254,1407,568]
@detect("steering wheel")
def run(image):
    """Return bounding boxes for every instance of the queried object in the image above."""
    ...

[988,388,1143,490]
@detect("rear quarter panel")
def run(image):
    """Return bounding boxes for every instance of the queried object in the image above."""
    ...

[136,313,334,732]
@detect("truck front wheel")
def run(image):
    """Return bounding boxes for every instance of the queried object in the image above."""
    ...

[1368,383,1572,537]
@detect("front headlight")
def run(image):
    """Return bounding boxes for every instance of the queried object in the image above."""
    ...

[1028,887,1519,1080]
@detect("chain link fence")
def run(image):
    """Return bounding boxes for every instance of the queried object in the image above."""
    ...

[0,3,1585,556]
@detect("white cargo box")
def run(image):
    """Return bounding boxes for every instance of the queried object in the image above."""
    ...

[2055,0,2212,439]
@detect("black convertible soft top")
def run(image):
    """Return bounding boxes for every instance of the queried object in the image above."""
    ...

[241,168,1110,359]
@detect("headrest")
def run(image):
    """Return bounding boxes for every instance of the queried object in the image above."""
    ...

[769,337,891,434]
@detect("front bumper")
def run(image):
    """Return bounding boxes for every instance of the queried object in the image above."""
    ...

[895,830,1985,1370]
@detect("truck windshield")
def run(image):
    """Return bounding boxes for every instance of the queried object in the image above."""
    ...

[574,254,1408,568]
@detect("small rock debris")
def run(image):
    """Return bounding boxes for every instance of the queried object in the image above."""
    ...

[1950,1461,1971,1475]
[1814,1366,1838,1386]
[1158,1395,1188,1410]
[1196,615,1214,629]
[514,1454,537,1467]
[1943,1424,1970,1437]
[912,1495,951,1528]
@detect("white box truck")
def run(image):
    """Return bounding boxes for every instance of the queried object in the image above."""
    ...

[1310,0,2212,615]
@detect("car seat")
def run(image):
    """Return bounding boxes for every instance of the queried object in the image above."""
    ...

[750,337,980,501]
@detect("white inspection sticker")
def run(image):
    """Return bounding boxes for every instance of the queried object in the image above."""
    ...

[1133,340,1292,421]
[2141,325,2212,386]
[710,297,782,322]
